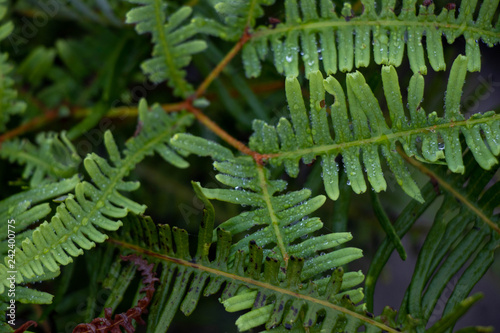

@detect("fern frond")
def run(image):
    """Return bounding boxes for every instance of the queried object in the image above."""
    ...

[110,204,413,332]
[0,2,26,133]
[0,100,193,293]
[248,55,499,203]
[365,151,499,331]
[242,0,500,77]
[171,136,364,279]
[0,192,64,303]
[126,1,207,97]
[0,132,81,187]
[166,139,407,330]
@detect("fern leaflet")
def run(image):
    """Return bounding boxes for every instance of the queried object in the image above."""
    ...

[401,154,498,330]
[171,136,364,281]
[0,176,80,256]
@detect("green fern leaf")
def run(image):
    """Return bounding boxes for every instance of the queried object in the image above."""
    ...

[0,100,193,294]
[109,206,413,332]
[17,46,56,89]
[247,55,499,202]
[242,0,500,77]
[171,136,364,278]
[0,132,81,186]
[97,255,139,315]
[164,137,389,330]
[126,0,207,97]
[0,176,80,256]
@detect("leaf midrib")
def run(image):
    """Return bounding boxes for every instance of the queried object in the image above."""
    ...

[264,113,500,160]
[252,18,500,40]
[154,0,189,96]
[256,164,289,264]
[3,148,66,176]
[245,0,258,28]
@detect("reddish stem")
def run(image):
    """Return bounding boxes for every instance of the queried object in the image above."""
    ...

[0,110,58,147]
[193,28,252,100]
[13,321,37,333]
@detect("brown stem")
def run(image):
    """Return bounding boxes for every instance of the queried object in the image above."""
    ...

[175,28,269,165]
[0,110,58,147]
[193,28,252,100]
[185,104,264,163]
[1,29,268,167]
[13,321,37,333]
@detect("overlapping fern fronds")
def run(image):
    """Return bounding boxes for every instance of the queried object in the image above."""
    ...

[166,136,432,330]
[171,136,364,280]
[0,100,193,294]
[126,0,208,97]
[247,55,499,204]
[0,132,81,186]
[109,192,414,333]
[0,177,79,306]
[366,151,500,332]
[242,0,500,78]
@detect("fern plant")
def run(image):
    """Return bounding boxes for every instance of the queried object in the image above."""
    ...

[0,0,499,332]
